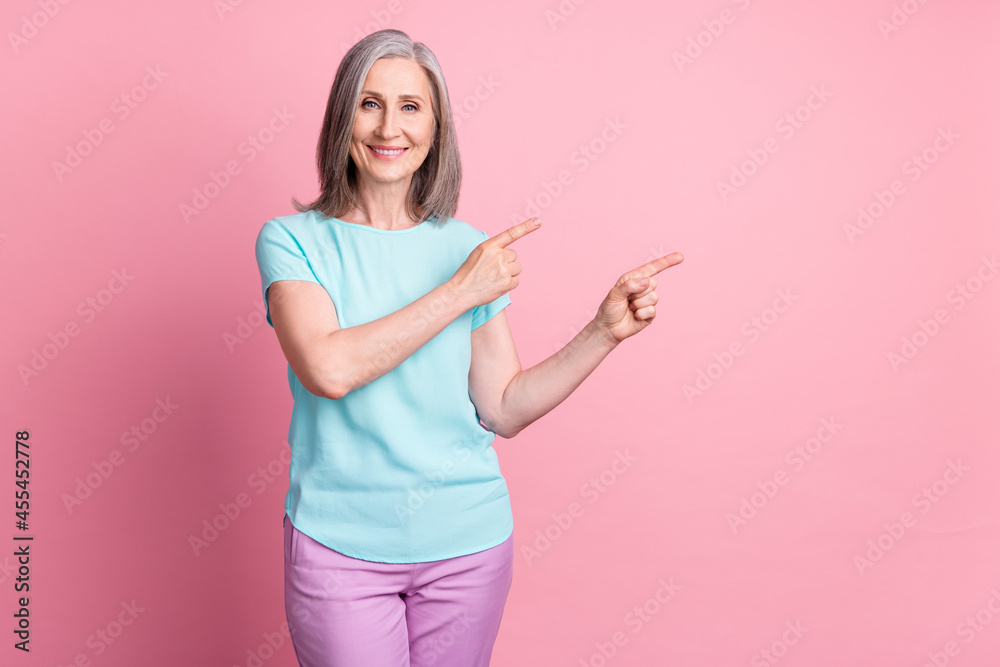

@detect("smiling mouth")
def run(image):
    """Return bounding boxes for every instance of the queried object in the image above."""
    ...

[368,146,407,157]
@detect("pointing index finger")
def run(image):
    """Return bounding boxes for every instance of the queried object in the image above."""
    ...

[487,218,542,248]
[633,252,684,279]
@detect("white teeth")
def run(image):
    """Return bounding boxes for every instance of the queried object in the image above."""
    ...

[372,147,404,155]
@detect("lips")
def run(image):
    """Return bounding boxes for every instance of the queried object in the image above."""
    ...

[368,145,407,157]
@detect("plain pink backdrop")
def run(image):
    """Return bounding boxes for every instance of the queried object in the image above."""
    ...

[3,1,999,665]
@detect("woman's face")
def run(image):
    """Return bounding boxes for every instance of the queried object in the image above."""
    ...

[349,57,436,190]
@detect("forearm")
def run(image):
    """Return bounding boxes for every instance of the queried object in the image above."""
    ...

[330,280,470,397]
[498,319,618,437]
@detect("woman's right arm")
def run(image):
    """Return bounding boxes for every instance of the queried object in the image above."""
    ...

[266,217,538,400]
[267,278,471,399]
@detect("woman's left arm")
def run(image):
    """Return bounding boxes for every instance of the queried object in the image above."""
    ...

[469,251,683,439]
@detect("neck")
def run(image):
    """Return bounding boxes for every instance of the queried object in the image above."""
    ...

[346,176,420,230]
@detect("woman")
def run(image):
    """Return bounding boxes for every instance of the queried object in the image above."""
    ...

[254,28,682,667]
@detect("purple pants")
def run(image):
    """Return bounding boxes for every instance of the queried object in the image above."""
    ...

[283,515,514,666]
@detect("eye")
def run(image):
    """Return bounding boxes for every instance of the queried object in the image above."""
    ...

[403,103,418,112]
[361,99,379,110]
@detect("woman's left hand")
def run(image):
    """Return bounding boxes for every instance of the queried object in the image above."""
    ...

[594,252,684,344]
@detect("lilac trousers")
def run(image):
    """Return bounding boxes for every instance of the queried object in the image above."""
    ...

[283,515,514,667]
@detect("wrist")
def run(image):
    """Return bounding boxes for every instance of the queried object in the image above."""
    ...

[586,318,620,351]
[438,278,473,315]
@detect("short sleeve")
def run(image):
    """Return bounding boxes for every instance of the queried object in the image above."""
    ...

[471,230,512,331]
[255,219,321,327]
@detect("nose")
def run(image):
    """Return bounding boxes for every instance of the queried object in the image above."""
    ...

[376,106,401,139]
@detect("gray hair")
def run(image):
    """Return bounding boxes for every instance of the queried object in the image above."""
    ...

[291,29,461,227]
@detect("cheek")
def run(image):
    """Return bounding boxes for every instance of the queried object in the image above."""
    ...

[419,119,435,143]
[352,118,374,141]
[418,128,436,151]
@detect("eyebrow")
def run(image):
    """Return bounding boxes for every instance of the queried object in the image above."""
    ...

[361,90,426,103]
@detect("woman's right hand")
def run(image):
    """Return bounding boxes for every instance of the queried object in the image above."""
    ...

[448,217,542,308]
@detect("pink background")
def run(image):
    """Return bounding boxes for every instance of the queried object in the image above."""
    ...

[3,1,999,665]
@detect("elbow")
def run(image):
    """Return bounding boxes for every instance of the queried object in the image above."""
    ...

[480,415,510,439]
[302,376,344,400]
[319,371,353,400]
[299,363,350,400]
[489,376,524,438]
[318,382,346,400]
[490,425,509,439]
[506,422,527,439]
[309,334,355,399]
[490,417,523,440]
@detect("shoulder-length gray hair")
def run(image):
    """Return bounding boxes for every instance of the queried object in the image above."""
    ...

[291,29,461,227]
